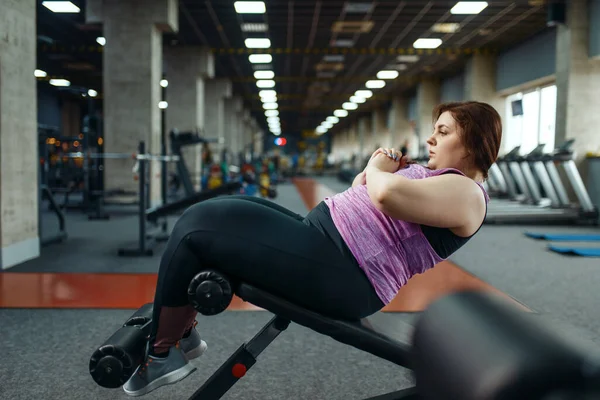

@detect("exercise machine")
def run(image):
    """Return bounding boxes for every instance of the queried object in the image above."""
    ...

[486,140,598,225]
[89,270,600,399]
[170,130,218,198]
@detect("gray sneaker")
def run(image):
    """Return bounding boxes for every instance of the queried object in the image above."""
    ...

[123,345,197,397]
[179,327,208,360]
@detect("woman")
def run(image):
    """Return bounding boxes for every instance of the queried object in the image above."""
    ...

[123,101,502,396]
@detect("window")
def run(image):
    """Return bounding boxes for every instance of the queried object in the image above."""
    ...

[503,84,557,155]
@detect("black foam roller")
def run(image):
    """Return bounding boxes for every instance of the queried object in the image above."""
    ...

[89,326,147,388]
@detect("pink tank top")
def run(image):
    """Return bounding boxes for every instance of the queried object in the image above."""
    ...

[324,164,489,305]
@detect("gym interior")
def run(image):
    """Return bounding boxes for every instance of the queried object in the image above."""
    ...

[2,0,600,399]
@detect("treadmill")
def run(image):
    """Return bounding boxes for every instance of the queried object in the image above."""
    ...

[485,139,599,225]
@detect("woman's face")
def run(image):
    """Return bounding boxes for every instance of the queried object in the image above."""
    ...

[426,111,470,171]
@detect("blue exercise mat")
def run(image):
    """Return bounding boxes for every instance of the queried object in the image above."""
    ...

[525,232,600,241]
[548,246,600,257]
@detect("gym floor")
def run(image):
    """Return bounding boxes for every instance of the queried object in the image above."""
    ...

[2,176,600,400]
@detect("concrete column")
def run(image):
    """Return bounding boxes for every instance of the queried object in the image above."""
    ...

[417,79,441,156]
[223,96,243,165]
[0,0,38,269]
[357,118,368,169]
[204,79,233,162]
[164,46,214,189]
[372,107,389,148]
[555,0,600,177]
[390,96,412,155]
[86,0,178,200]
[464,54,507,152]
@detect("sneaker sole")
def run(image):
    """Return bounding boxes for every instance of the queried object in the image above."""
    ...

[123,363,197,397]
[185,340,208,360]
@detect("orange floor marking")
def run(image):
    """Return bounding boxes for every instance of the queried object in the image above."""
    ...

[293,177,531,312]
[0,272,261,310]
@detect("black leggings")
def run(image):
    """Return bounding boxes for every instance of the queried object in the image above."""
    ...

[149,195,384,350]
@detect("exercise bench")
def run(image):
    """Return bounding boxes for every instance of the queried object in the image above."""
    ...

[89,270,600,400]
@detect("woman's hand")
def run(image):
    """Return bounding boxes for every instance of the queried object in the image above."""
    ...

[366,148,409,174]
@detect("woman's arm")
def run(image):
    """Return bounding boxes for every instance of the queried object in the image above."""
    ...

[351,170,366,187]
[364,166,485,229]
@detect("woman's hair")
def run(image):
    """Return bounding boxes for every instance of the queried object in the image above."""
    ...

[432,101,502,179]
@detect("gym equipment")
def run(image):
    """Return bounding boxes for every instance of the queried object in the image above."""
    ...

[89,303,154,388]
[548,246,600,257]
[38,129,68,247]
[89,270,600,399]
[485,140,599,225]
[525,232,600,241]
[170,130,218,197]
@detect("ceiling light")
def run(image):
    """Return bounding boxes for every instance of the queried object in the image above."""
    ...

[377,70,399,80]
[158,101,169,109]
[241,23,268,32]
[259,90,277,97]
[42,1,80,13]
[261,95,277,102]
[323,122,334,129]
[265,110,279,117]
[263,102,278,110]
[160,79,168,88]
[365,80,386,89]
[397,55,419,62]
[316,126,328,134]
[267,117,280,124]
[413,38,443,49]
[450,1,488,14]
[49,79,70,87]
[272,132,281,136]
[34,69,47,78]
[432,23,461,33]
[234,1,266,14]
[334,109,349,118]
[249,54,273,64]
[350,96,366,104]
[355,90,373,98]
[326,116,339,124]
[245,38,271,49]
[254,70,275,79]
[96,37,106,46]
[342,102,358,110]
[256,80,275,88]
[88,89,98,97]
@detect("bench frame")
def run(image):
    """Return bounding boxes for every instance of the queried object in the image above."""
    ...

[188,283,422,400]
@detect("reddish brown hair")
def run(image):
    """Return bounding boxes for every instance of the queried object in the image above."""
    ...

[432,101,502,179]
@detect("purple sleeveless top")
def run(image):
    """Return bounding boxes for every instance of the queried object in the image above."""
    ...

[323,164,489,305]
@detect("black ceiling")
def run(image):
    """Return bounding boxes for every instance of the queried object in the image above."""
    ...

[37,0,550,138]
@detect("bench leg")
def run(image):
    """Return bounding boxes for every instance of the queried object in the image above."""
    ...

[188,315,290,400]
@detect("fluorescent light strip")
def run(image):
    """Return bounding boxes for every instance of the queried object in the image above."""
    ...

[234,1,266,14]
[355,90,373,98]
[249,54,273,64]
[34,69,47,78]
[265,110,279,117]
[377,70,399,80]
[450,1,488,15]
[413,38,443,49]
[334,109,349,118]
[326,116,339,124]
[366,80,386,89]
[96,37,106,46]
[350,96,366,104]
[42,1,80,13]
[254,70,275,79]
[245,38,271,49]
[49,79,71,87]
[256,80,275,88]
[342,102,358,110]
